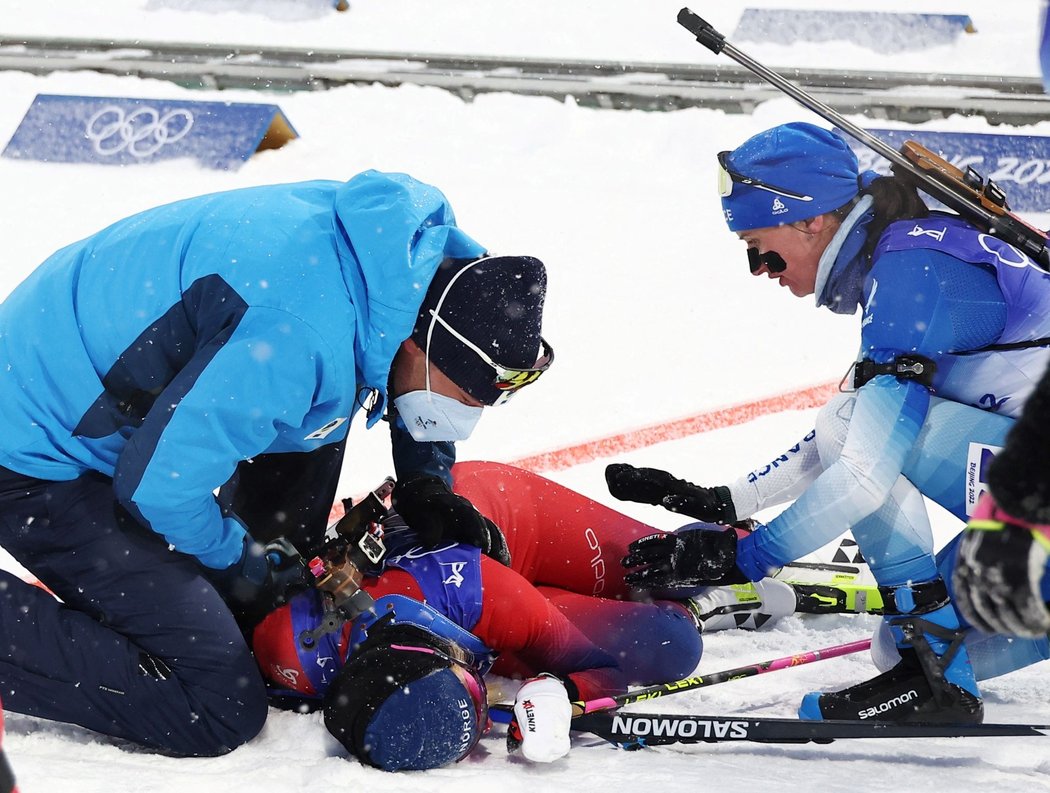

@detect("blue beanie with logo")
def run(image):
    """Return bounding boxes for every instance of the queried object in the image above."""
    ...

[363,667,479,771]
[720,123,861,232]
[323,622,484,772]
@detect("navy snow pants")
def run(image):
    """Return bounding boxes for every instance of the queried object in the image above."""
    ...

[0,467,267,756]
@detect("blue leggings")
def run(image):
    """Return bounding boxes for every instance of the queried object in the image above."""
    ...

[821,396,1049,673]
[0,467,267,755]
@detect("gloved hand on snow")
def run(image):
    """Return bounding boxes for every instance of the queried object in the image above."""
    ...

[953,494,1050,638]
[507,674,573,763]
[605,463,737,524]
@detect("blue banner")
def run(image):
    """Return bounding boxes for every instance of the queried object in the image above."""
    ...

[2,95,298,170]
[839,128,1050,216]
[734,10,974,53]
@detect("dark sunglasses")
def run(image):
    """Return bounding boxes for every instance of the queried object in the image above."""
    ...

[747,248,788,274]
[717,150,814,203]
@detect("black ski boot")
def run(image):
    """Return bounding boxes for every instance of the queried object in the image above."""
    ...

[799,583,983,724]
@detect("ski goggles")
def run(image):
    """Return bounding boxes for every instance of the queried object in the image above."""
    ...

[717,150,814,202]
[427,308,555,406]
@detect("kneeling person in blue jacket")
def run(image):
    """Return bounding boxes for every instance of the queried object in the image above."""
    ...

[0,171,552,755]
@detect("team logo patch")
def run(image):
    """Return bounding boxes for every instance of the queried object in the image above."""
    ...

[274,664,300,687]
[965,442,1003,516]
[906,224,947,242]
[440,561,468,588]
[304,416,347,440]
[861,278,879,328]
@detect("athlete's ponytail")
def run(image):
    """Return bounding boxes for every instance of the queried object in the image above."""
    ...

[859,175,930,259]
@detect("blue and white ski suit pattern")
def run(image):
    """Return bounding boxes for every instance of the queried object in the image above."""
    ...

[732,203,1050,592]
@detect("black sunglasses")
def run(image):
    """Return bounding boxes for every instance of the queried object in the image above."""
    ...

[747,248,788,274]
[718,151,814,203]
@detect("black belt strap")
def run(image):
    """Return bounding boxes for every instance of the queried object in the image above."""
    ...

[848,338,1050,393]
[953,336,1050,356]
[852,354,937,390]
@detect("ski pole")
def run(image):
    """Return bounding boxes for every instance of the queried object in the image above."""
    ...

[675,8,1050,268]
[490,638,871,723]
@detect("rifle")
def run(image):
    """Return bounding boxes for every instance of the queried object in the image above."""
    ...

[295,478,393,649]
[676,8,1050,270]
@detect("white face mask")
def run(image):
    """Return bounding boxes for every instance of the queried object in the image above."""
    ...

[393,390,483,442]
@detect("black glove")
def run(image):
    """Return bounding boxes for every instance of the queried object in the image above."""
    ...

[210,536,312,609]
[953,496,1050,638]
[605,463,737,524]
[392,475,511,566]
[622,525,748,589]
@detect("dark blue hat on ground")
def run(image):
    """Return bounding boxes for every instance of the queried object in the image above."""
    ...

[323,622,484,772]
[720,123,860,232]
[363,667,479,770]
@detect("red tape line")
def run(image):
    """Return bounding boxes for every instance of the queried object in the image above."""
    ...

[508,380,838,473]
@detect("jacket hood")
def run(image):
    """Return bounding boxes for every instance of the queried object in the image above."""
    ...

[332,171,486,426]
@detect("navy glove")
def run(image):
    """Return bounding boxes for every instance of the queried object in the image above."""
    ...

[211,536,311,609]
[622,524,748,589]
[953,495,1050,638]
[605,463,737,524]
[392,475,511,566]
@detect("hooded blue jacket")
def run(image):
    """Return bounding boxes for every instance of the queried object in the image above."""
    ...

[0,171,485,569]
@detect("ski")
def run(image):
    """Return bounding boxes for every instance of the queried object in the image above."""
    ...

[788,581,884,615]
[774,559,885,615]
[574,710,1050,749]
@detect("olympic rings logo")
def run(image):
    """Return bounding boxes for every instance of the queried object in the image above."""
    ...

[977,233,1034,270]
[85,106,194,158]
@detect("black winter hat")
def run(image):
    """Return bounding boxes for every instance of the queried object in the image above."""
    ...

[411,256,549,405]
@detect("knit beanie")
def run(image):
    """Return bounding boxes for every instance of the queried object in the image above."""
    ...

[410,256,548,405]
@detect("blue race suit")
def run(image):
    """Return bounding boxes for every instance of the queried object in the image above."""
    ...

[262,546,493,701]
[728,204,1050,709]
[735,207,1050,585]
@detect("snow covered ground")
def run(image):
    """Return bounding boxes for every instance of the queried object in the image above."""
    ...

[0,2,1048,791]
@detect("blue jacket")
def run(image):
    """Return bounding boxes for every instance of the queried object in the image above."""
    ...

[738,207,1050,578]
[0,171,485,568]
